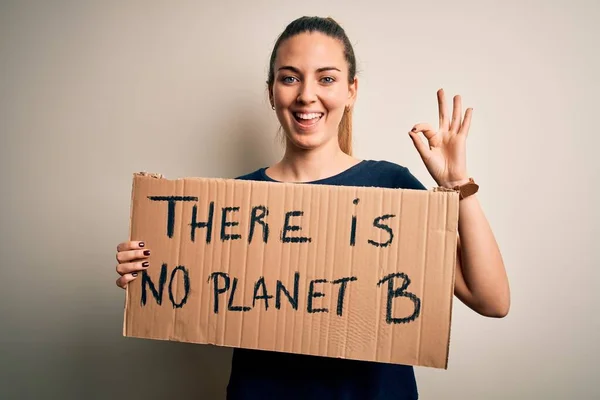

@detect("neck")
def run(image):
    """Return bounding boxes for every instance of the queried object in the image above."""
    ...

[270,138,359,183]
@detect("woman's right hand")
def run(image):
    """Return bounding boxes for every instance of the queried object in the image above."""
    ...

[115,240,151,289]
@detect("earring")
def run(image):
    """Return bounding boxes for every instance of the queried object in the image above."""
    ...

[271,105,275,110]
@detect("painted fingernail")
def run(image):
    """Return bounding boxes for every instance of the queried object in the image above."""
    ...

[139,242,145,247]
[144,250,150,256]
[132,273,138,277]
[411,127,416,132]
[142,262,149,267]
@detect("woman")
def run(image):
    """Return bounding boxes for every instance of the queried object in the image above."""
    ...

[115,16,510,400]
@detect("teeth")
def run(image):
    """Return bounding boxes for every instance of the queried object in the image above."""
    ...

[295,112,322,120]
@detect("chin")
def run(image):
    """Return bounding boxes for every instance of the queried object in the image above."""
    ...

[285,131,331,151]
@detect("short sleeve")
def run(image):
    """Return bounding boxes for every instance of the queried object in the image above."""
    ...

[396,167,427,190]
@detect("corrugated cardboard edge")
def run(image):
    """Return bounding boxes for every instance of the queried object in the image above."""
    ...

[123,172,164,337]
[434,185,460,369]
[445,234,458,369]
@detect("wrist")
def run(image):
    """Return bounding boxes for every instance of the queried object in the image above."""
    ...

[438,177,470,189]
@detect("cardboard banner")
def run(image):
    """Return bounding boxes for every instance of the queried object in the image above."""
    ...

[123,172,459,369]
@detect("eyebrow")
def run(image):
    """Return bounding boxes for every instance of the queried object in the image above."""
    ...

[277,66,341,73]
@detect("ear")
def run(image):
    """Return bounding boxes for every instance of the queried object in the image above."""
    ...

[347,77,358,108]
[268,84,274,108]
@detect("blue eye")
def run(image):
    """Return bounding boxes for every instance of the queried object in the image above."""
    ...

[282,76,298,84]
[321,76,335,84]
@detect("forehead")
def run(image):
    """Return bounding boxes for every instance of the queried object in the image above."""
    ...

[275,32,346,71]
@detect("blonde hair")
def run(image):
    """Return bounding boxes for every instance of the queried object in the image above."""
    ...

[338,106,353,155]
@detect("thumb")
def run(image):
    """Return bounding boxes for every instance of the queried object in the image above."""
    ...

[408,130,430,160]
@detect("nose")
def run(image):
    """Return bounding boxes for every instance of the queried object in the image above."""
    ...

[296,81,317,104]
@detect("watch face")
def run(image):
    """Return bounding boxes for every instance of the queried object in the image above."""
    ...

[461,182,479,199]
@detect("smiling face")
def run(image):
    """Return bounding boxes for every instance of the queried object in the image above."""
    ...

[269,32,357,152]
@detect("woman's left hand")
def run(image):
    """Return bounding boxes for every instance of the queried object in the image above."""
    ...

[409,88,473,188]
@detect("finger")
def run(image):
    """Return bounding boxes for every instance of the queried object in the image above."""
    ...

[459,108,474,136]
[411,123,437,140]
[450,95,462,133]
[116,260,150,276]
[116,248,151,264]
[116,273,139,289]
[117,240,146,252]
[437,89,449,131]
[408,130,431,159]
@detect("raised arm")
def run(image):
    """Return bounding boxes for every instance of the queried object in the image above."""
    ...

[408,89,510,317]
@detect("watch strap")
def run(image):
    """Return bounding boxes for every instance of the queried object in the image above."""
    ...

[433,178,479,200]
[453,178,479,200]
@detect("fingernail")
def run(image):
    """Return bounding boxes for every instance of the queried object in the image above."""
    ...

[411,127,416,132]
[144,250,150,256]
[142,262,149,267]
[132,273,138,277]
[139,242,145,248]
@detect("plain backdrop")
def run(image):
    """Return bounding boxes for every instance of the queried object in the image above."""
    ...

[1,1,598,399]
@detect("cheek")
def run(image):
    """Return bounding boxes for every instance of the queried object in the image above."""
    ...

[321,87,350,110]
[273,84,296,104]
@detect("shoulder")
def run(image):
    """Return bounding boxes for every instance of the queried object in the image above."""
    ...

[361,160,427,190]
[363,159,408,175]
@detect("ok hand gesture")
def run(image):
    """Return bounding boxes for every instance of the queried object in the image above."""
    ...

[409,89,473,188]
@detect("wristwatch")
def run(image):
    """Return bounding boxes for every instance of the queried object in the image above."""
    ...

[453,178,479,200]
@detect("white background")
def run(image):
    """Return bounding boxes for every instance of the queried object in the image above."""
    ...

[1,1,598,398]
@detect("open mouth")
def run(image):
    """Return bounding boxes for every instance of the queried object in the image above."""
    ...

[293,112,324,128]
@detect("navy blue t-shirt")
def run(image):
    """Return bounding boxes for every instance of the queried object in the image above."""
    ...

[228,160,427,400]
